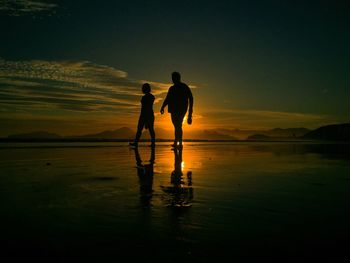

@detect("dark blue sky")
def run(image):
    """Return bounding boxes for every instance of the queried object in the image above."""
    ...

[1,0,350,135]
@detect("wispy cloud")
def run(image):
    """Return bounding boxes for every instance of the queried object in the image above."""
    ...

[0,0,57,16]
[199,108,335,130]
[0,58,170,114]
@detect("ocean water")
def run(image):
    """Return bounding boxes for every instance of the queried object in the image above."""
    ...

[1,142,350,261]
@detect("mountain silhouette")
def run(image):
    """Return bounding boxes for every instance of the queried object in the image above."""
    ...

[69,127,134,139]
[8,131,61,139]
[303,123,350,141]
[266,128,310,137]
[195,130,237,140]
[247,134,271,140]
[215,127,310,140]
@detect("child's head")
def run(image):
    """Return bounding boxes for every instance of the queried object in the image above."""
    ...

[142,83,151,94]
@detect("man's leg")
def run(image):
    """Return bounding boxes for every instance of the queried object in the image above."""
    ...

[171,114,179,144]
[178,113,186,144]
[176,118,183,145]
[171,113,185,146]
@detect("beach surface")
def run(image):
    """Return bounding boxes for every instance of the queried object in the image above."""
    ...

[1,142,350,261]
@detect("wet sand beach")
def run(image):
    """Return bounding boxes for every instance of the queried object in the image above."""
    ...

[1,142,350,262]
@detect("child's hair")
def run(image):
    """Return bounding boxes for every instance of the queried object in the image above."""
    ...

[142,83,151,94]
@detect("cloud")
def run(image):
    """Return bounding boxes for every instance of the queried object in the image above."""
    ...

[0,0,57,16]
[199,108,334,129]
[0,58,170,115]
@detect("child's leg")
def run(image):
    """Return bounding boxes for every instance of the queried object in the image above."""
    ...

[149,126,155,143]
[148,117,155,145]
[135,117,145,142]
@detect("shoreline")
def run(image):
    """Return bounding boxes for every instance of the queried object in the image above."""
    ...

[1,138,348,143]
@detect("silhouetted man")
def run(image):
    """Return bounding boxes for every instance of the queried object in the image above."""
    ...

[160,72,193,148]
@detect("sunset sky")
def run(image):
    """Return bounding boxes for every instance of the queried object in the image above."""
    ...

[1,0,350,136]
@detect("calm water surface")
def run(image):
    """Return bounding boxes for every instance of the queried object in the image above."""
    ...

[1,142,350,261]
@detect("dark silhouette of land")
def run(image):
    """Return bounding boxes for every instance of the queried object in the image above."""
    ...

[303,123,350,141]
[68,127,134,139]
[2,123,350,143]
[247,134,271,140]
[8,131,62,139]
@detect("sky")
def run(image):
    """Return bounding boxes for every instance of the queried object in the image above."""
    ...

[1,0,350,136]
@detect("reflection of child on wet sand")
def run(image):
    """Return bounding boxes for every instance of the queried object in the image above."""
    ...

[130,83,155,147]
[134,147,155,207]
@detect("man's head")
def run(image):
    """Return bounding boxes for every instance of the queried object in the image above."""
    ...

[172,72,181,84]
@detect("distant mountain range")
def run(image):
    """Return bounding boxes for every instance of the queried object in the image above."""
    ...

[67,127,238,141]
[216,127,310,140]
[247,134,271,140]
[303,123,350,141]
[8,131,62,139]
[67,127,134,139]
[3,124,350,141]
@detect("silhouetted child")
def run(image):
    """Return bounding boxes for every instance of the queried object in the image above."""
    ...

[130,83,156,147]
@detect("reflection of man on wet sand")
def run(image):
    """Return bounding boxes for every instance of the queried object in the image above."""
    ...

[133,147,155,207]
[161,147,193,207]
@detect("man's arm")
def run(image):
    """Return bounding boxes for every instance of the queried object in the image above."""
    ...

[188,86,193,116]
[160,89,170,114]
[187,86,193,124]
